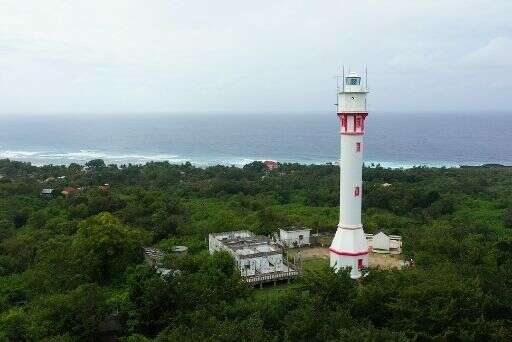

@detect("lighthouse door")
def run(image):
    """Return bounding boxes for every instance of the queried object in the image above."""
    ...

[357,259,363,269]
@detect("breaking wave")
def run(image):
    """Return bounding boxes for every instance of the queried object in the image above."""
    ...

[0,150,473,169]
[0,150,268,167]
[0,150,185,166]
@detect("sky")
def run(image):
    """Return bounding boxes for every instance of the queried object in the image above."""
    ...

[0,0,511,116]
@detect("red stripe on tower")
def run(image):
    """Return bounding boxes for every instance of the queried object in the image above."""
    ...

[329,247,369,256]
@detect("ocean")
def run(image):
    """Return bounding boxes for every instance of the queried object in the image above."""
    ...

[0,112,510,168]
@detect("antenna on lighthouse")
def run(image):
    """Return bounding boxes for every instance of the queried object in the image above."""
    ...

[334,66,345,106]
[365,65,368,91]
[342,65,345,92]
[334,67,340,106]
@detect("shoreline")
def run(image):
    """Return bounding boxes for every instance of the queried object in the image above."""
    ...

[0,150,509,170]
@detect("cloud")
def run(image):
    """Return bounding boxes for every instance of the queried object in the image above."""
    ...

[460,37,512,68]
[0,0,511,114]
[388,51,447,71]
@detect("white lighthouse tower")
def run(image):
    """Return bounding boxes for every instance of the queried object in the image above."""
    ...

[330,68,369,279]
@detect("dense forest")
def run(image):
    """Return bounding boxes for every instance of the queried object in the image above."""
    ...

[0,158,511,341]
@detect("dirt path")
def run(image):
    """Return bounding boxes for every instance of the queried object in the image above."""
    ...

[287,246,402,269]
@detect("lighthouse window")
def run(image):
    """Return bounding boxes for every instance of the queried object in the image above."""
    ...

[354,186,360,196]
[356,142,361,152]
[356,117,362,128]
[346,77,361,85]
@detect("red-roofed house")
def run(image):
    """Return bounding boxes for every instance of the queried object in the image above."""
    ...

[264,160,278,170]
[61,187,77,197]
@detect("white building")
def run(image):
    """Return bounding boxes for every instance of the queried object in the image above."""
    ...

[373,232,390,251]
[330,69,370,279]
[209,231,298,284]
[279,228,311,248]
[365,232,402,254]
[41,188,55,197]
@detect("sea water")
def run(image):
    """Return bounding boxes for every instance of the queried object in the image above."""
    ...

[0,112,510,167]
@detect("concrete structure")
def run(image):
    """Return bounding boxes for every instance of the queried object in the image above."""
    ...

[330,69,370,279]
[143,247,165,267]
[365,232,402,254]
[41,188,55,197]
[209,231,298,284]
[373,231,390,251]
[143,247,179,277]
[279,228,311,248]
[170,245,188,255]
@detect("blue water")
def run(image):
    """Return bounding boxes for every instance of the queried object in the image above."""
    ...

[0,112,510,167]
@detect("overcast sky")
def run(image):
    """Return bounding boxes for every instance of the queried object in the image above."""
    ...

[0,0,511,116]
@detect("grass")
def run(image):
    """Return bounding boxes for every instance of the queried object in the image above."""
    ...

[248,257,328,297]
[250,283,290,299]
[301,258,328,272]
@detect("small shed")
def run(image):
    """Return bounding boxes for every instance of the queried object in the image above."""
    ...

[170,246,188,256]
[279,228,311,248]
[61,187,77,197]
[41,188,55,198]
[372,232,391,251]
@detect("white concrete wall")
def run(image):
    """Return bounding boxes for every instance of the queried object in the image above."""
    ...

[279,229,310,247]
[373,232,391,251]
[339,133,363,227]
[238,254,284,276]
[339,93,366,112]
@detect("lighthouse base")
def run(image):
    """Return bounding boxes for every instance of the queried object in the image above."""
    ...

[329,226,369,279]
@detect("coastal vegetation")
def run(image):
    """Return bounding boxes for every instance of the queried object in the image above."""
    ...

[0,159,511,341]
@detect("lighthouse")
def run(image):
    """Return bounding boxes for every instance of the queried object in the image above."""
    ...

[329,69,369,279]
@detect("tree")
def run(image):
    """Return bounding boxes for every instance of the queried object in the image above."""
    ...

[68,163,83,174]
[125,265,176,336]
[73,213,147,283]
[85,159,106,170]
[504,208,512,229]
[0,307,30,341]
[242,161,267,177]
[30,284,107,340]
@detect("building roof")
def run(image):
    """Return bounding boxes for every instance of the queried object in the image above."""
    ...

[143,247,165,261]
[280,227,311,233]
[170,246,188,253]
[212,231,281,259]
[263,160,278,169]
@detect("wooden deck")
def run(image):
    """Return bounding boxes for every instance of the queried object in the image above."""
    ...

[243,269,299,285]
[243,261,300,285]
